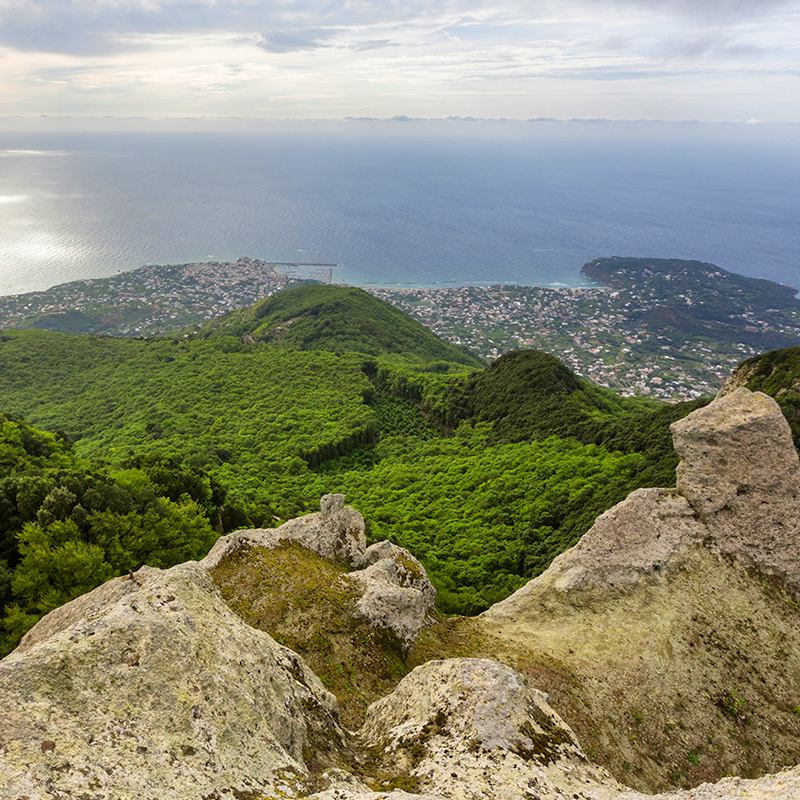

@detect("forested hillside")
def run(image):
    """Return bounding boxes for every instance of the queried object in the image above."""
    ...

[193,284,484,367]
[4,284,788,648]
[0,412,239,655]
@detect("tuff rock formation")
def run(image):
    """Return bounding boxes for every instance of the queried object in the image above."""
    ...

[202,494,436,652]
[0,562,350,799]
[454,388,800,791]
[484,387,800,610]
[3,391,800,799]
[350,540,437,653]
[202,492,368,569]
[351,658,625,800]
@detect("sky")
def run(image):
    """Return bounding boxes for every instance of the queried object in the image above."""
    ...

[0,0,799,123]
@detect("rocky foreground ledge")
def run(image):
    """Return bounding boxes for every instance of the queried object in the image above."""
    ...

[2,389,800,799]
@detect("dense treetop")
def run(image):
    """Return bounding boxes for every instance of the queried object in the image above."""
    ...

[2,283,797,654]
[0,415,236,656]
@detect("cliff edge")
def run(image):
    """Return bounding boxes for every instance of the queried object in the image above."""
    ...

[416,388,800,792]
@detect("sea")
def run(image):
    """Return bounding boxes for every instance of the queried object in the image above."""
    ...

[1,120,799,296]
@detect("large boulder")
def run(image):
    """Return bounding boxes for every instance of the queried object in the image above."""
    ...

[203,495,437,653]
[349,540,437,654]
[0,562,351,799]
[203,492,367,568]
[486,388,800,615]
[672,388,800,588]
[352,658,622,800]
[672,387,800,516]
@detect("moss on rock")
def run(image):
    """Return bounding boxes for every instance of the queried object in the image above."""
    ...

[210,541,409,729]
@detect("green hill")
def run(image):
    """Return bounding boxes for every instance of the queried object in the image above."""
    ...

[435,349,651,439]
[431,348,708,485]
[581,257,800,352]
[194,284,485,368]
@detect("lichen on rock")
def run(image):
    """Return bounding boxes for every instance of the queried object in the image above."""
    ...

[202,492,367,569]
[672,386,800,516]
[0,562,349,799]
[349,541,437,654]
[353,658,623,800]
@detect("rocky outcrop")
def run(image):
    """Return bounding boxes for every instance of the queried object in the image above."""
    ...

[673,387,800,514]
[202,492,367,568]
[442,388,800,792]
[673,388,800,587]
[354,658,623,800]
[3,395,800,800]
[203,495,437,652]
[350,541,437,653]
[0,562,351,799]
[485,388,800,613]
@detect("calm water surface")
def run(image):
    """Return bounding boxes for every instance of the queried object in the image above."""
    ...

[1,122,798,295]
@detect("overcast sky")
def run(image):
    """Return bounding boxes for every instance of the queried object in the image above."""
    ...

[1,0,799,123]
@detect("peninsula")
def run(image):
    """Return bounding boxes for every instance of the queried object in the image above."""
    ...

[1,256,798,401]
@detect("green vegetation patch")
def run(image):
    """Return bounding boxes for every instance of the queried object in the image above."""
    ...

[210,540,408,729]
[301,423,646,614]
[0,417,229,656]
[0,325,708,617]
[0,301,733,619]
[0,330,376,501]
[431,349,707,489]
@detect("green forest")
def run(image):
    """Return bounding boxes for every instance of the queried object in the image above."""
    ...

[1,284,796,655]
[0,412,232,655]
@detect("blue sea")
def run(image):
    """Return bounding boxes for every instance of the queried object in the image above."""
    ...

[1,120,799,296]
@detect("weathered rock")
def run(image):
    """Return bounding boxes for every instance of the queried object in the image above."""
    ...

[486,387,800,620]
[354,658,623,800]
[202,492,367,570]
[204,497,436,654]
[618,767,800,800]
[0,562,349,800]
[671,387,800,517]
[487,487,704,610]
[348,541,437,653]
[671,388,800,588]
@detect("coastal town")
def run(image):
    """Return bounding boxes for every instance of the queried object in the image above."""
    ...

[0,257,299,336]
[366,284,765,401]
[1,257,798,402]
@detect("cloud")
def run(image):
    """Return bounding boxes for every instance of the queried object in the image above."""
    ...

[0,0,228,55]
[592,0,795,23]
[0,0,794,57]
[658,32,769,60]
[254,28,339,53]
[539,66,687,81]
[0,0,797,121]
[347,39,401,51]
